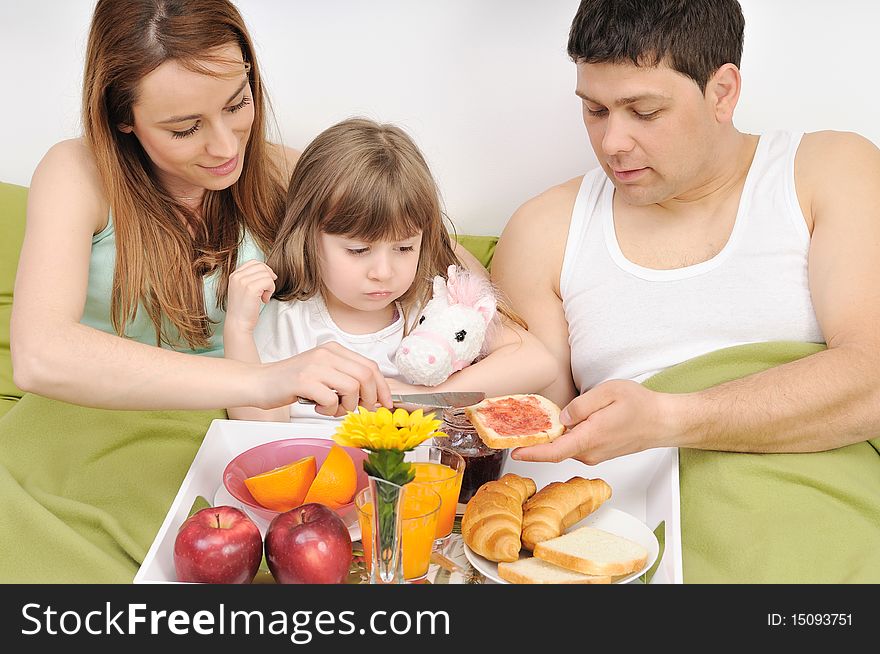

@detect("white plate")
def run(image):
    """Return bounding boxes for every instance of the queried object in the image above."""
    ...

[463,506,659,584]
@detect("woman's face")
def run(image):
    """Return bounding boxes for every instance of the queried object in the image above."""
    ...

[121,44,254,200]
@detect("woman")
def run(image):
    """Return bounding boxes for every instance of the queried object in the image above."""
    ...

[10,0,390,416]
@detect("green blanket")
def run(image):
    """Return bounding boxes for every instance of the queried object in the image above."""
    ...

[644,341,880,583]
[0,393,222,582]
[0,341,877,583]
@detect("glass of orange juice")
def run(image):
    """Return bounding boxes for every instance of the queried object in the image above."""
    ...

[355,484,441,582]
[406,445,465,547]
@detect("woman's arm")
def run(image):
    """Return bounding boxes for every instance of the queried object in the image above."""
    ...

[11,140,389,414]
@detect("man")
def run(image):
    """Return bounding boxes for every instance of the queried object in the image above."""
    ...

[491,0,880,582]
[494,0,880,466]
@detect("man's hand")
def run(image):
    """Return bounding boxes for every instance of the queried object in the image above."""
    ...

[511,380,677,465]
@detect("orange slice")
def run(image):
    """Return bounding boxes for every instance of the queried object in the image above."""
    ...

[303,446,357,510]
[244,455,317,512]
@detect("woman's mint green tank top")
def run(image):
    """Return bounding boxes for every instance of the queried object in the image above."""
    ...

[80,215,264,357]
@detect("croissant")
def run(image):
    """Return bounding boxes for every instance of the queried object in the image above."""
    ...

[521,477,612,551]
[461,473,537,562]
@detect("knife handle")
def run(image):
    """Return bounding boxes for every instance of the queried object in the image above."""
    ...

[296,395,406,406]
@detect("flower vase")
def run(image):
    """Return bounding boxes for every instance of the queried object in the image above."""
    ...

[367,476,405,584]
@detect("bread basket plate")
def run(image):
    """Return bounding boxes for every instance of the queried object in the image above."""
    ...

[462,505,659,584]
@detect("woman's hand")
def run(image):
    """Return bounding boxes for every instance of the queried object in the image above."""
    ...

[225,260,277,337]
[258,342,394,417]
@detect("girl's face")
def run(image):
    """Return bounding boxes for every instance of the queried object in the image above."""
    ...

[120,43,254,201]
[318,231,423,319]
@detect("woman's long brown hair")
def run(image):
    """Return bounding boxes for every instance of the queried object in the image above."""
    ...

[83,0,286,349]
[268,118,463,331]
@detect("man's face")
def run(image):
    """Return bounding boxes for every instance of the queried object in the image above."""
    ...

[576,61,717,205]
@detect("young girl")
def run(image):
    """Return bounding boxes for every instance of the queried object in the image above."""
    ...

[225,118,556,422]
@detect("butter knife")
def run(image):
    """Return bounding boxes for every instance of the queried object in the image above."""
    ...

[296,391,485,409]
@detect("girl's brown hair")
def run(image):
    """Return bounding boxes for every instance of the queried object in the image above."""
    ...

[268,118,463,329]
[83,0,286,348]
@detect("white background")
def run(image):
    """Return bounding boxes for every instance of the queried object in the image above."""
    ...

[2,0,878,236]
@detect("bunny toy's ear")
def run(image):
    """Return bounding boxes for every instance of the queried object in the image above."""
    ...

[444,264,459,296]
[473,293,497,325]
[430,275,450,310]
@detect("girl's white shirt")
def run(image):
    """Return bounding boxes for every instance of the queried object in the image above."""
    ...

[253,294,411,423]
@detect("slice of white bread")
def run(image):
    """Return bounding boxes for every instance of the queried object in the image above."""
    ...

[533,526,648,577]
[464,393,564,449]
[497,557,612,584]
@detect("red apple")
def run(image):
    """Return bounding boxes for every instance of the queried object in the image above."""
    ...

[265,503,352,584]
[173,506,262,584]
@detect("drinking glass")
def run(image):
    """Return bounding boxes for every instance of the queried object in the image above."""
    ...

[406,445,465,547]
[356,484,441,582]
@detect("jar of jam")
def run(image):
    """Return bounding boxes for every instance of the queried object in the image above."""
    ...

[435,407,507,504]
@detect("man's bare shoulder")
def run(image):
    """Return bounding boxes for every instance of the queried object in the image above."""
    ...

[500,175,583,241]
[800,129,878,160]
[796,131,880,224]
[494,176,584,289]
[798,130,880,179]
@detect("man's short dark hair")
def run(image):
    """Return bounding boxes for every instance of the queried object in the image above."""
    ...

[568,0,745,93]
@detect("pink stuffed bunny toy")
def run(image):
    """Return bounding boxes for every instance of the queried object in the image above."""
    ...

[395,265,498,386]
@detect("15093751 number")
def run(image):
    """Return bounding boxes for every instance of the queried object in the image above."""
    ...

[768,613,854,627]
[791,613,852,626]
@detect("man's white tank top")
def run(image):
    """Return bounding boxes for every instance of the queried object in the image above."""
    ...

[560,130,824,392]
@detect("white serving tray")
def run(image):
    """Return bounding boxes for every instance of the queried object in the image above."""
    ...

[135,419,682,584]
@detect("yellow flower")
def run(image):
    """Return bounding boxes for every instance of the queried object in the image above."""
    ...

[332,406,447,452]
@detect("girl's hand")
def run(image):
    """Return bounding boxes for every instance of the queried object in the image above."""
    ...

[226,260,277,336]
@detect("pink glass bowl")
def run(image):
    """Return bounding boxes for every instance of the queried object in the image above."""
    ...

[222,438,369,523]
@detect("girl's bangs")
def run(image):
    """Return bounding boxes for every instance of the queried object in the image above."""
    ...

[321,177,431,242]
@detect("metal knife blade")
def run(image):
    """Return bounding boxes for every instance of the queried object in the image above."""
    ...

[296,391,485,409]
[390,391,485,408]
